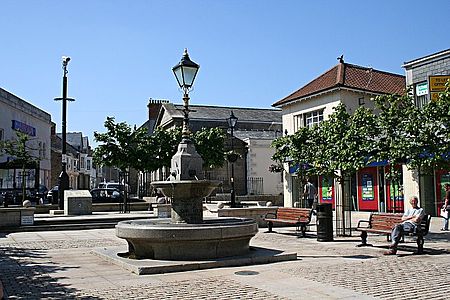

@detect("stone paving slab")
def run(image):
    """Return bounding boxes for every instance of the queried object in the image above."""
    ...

[93,245,297,275]
[0,225,449,299]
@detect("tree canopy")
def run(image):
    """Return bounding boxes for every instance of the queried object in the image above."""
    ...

[93,117,226,172]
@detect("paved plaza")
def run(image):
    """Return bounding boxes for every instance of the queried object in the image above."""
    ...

[0,214,449,299]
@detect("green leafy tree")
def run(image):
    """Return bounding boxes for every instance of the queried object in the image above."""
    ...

[312,103,378,179]
[94,117,225,174]
[0,131,40,203]
[373,91,420,211]
[93,117,151,171]
[410,84,450,173]
[192,127,226,169]
[271,125,319,206]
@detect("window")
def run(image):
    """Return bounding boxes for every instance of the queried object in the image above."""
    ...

[87,159,91,171]
[81,157,85,169]
[293,109,324,131]
[0,128,4,141]
[304,110,324,127]
[293,114,303,132]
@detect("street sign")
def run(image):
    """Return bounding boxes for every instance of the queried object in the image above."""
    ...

[416,82,428,96]
[429,75,450,92]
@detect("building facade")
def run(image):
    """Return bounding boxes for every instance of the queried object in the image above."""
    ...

[51,130,96,190]
[0,87,52,195]
[140,100,283,197]
[402,49,450,216]
[273,58,406,212]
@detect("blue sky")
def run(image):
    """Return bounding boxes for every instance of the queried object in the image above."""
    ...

[1,0,449,146]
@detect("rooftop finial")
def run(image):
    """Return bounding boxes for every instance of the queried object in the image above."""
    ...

[337,55,344,63]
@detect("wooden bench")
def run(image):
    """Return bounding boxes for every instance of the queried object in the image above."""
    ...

[263,207,313,237]
[355,213,431,254]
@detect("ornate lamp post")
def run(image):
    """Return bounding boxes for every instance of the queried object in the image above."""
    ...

[54,56,74,210]
[227,111,238,208]
[172,48,200,140]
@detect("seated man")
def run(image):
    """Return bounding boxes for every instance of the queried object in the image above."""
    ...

[384,195,425,255]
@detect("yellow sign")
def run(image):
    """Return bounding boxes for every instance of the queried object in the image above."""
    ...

[429,75,450,92]
[430,92,440,101]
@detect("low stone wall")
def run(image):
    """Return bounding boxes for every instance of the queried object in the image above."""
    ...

[218,207,277,228]
[0,207,35,227]
[212,194,283,207]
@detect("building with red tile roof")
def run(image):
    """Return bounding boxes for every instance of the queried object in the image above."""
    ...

[271,57,406,211]
[273,59,405,107]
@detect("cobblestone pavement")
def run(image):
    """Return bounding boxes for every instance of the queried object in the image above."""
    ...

[0,227,449,299]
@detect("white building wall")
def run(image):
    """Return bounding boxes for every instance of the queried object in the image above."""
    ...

[0,88,52,188]
[279,88,381,207]
[244,138,283,195]
[402,166,420,206]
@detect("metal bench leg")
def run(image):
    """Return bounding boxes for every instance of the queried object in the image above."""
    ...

[416,234,424,254]
[356,231,372,247]
[268,221,273,233]
[301,225,306,237]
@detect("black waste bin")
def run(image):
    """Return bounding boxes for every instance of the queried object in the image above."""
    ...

[316,203,333,242]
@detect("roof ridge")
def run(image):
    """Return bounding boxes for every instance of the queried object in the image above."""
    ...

[344,63,405,78]
[172,104,280,111]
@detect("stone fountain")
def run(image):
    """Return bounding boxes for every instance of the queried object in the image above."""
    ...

[115,49,257,261]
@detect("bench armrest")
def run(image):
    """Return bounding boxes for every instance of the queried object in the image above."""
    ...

[264,212,277,219]
[357,219,370,228]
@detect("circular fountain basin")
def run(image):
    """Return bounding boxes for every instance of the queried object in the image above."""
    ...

[116,217,258,260]
[151,180,221,224]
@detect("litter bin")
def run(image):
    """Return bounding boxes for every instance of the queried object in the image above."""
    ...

[316,203,333,241]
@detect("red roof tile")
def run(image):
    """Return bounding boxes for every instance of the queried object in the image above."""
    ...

[273,62,405,107]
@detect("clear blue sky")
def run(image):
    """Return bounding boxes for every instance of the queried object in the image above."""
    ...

[1,1,448,146]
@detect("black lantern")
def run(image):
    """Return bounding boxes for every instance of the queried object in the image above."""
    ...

[172,49,200,91]
[227,111,238,129]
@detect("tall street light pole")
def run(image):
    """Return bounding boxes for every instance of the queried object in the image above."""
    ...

[55,56,74,210]
[227,111,238,208]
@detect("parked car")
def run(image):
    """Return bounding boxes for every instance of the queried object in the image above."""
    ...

[48,185,59,204]
[98,182,127,191]
[48,185,72,204]
[90,188,123,203]
[36,185,48,201]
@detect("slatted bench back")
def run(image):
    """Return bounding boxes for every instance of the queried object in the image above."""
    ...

[277,208,311,222]
[370,213,403,231]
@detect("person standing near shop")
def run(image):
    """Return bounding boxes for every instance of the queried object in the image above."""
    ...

[441,183,450,231]
[304,178,317,208]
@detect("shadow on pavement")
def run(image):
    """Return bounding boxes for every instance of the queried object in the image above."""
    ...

[0,246,100,299]
[371,244,450,256]
[264,231,361,242]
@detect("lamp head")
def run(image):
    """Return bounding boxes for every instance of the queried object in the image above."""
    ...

[172,49,200,90]
[227,111,238,129]
[62,56,71,67]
